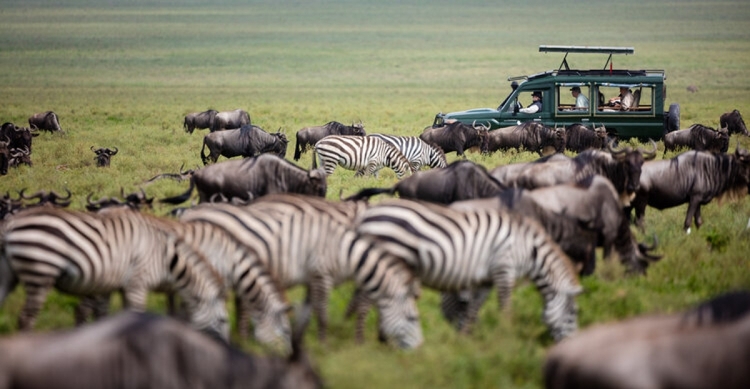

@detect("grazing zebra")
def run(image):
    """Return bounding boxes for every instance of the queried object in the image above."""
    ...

[353,199,582,342]
[74,208,293,351]
[177,195,424,349]
[313,135,415,178]
[0,207,229,340]
[369,134,447,171]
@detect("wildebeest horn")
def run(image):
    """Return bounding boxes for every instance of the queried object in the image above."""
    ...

[109,147,118,155]
[86,193,111,209]
[50,188,72,206]
[637,234,662,262]
[638,139,658,160]
[209,192,228,203]
[19,189,45,201]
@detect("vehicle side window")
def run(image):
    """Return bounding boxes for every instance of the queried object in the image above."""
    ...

[557,85,590,114]
[595,85,654,114]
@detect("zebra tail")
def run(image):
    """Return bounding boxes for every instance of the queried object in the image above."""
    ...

[0,250,18,307]
[342,187,396,202]
[159,179,196,205]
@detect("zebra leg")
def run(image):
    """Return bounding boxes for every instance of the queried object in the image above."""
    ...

[492,266,516,311]
[236,295,251,340]
[18,283,52,330]
[459,288,492,334]
[121,287,149,312]
[344,288,374,344]
[308,275,334,342]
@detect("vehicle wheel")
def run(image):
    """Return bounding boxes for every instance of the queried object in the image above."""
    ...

[665,103,680,133]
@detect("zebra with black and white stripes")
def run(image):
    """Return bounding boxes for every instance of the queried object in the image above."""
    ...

[369,134,447,171]
[0,207,230,340]
[313,135,415,178]
[353,199,583,341]
[73,215,293,352]
[177,195,424,349]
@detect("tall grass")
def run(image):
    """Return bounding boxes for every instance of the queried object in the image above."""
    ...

[1,1,750,388]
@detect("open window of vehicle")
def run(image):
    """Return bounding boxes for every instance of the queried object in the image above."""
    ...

[556,83,591,114]
[595,83,655,114]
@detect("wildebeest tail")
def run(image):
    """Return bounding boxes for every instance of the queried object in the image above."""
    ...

[342,187,396,201]
[294,135,303,161]
[160,179,196,205]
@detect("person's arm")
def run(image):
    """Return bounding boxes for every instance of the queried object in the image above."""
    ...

[620,93,634,111]
[519,104,540,114]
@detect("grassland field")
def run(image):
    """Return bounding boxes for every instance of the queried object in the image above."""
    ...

[1,1,750,388]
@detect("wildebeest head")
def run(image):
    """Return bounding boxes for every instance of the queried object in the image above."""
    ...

[91,146,118,167]
[19,188,72,208]
[271,130,290,158]
[350,121,366,136]
[472,122,491,154]
[720,109,748,136]
[308,168,328,197]
[9,146,31,167]
[86,188,154,212]
[608,140,657,201]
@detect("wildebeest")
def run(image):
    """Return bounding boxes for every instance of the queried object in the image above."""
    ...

[564,123,608,153]
[8,146,31,168]
[344,160,506,204]
[85,188,154,212]
[200,124,289,165]
[1,122,37,154]
[663,124,729,156]
[0,311,323,389]
[420,121,489,156]
[211,109,251,132]
[0,136,9,175]
[161,154,327,204]
[91,146,118,167]
[28,111,64,133]
[492,142,658,206]
[183,109,218,134]
[293,121,365,161]
[486,122,566,156]
[720,109,748,136]
[630,147,750,232]
[544,290,750,389]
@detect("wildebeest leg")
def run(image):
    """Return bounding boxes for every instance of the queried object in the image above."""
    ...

[308,274,334,342]
[684,198,702,233]
[74,294,111,325]
[18,283,52,330]
[632,197,648,232]
[580,245,597,276]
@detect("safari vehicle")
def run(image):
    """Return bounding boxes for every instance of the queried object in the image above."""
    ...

[432,45,680,140]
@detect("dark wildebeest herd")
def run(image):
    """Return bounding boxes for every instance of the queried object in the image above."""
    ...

[0,107,748,388]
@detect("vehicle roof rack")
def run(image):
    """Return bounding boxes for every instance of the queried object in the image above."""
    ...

[539,45,635,71]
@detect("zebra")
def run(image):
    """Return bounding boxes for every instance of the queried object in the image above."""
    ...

[73,209,293,352]
[177,195,424,349]
[352,199,583,342]
[313,135,415,178]
[368,134,447,171]
[0,207,230,340]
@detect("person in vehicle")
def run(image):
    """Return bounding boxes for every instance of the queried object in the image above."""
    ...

[519,91,543,114]
[609,86,634,111]
[570,86,589,109]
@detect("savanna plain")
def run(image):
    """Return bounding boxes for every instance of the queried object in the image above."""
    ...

[1,1,750,388]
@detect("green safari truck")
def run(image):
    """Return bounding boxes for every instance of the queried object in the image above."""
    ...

[432,45,680,140]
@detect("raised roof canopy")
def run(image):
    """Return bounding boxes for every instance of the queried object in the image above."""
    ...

[539,45,635,71]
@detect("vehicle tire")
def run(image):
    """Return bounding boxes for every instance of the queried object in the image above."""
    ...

[665,103,680,133]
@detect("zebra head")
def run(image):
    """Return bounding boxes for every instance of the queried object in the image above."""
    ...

[252,300,293,356]
[542,285,582,342]
[375,277,424,349]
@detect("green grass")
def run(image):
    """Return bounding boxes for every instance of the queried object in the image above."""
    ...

[1,1,750,388]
